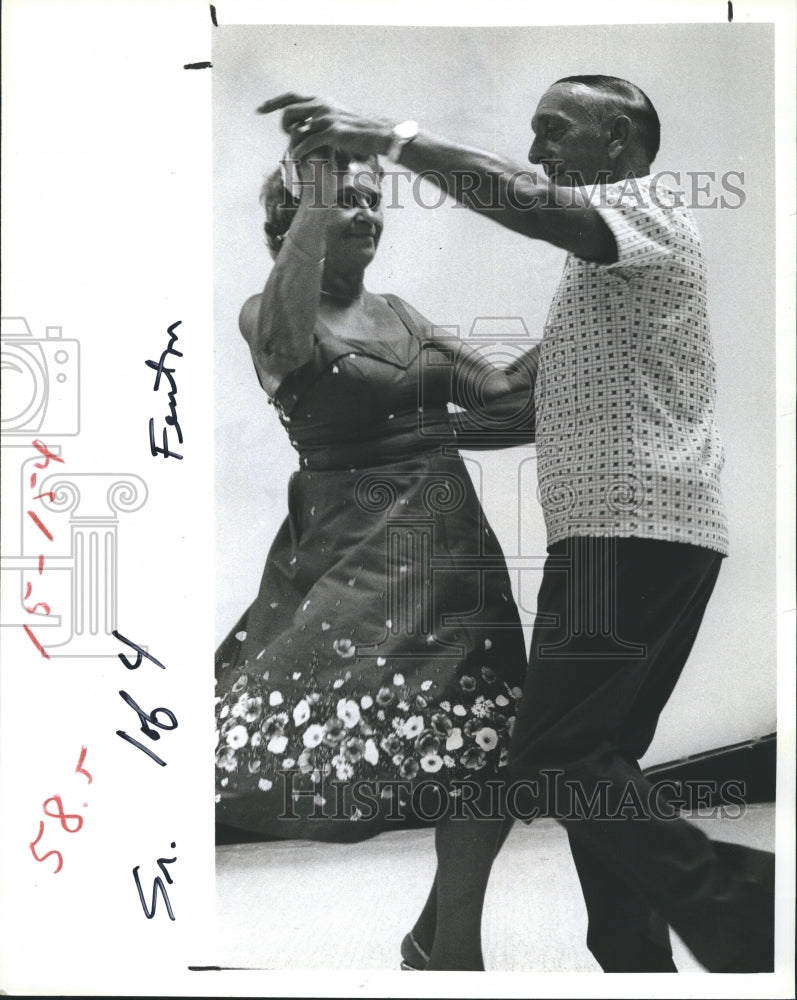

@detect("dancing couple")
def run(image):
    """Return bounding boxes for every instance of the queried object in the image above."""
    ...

[216,75,775,973]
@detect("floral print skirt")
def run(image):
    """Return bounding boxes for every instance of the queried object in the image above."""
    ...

[216,453,528,841]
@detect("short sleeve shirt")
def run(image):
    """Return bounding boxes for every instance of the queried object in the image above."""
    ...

[535,175,729,555]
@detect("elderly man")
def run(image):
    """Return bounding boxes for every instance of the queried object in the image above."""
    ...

[261,76,775,973]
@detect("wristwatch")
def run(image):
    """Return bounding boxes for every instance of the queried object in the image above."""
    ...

[385,120,419,164]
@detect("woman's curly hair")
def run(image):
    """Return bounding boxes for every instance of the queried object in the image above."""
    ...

[260,149,383,258]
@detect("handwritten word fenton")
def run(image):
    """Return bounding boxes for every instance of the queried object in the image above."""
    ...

[23,439,65,659]
[113,630,178,767]
[133,843,177,920]
[146,320,184,460]
[29,746,93,874]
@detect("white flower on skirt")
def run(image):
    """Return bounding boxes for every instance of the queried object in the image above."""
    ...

[333,638,356,658]
[495,694,509,707]
[293,699,311,726]
[401,715,424,739]
[420,753,444,773]
[267,734,288,754]
[258,778,273,792]
[226,725,248,749]
[303,724,325,748]
[269,691,284,707]
[233,694,263,722]
[333,758,354,781]
[446,728,464,751]
[393,673,405,686]
[452,705,467,717]
[474,727,498,752]
[360,694,374,709]
[337,698,361,729]
[421,680,433,691]
[364,738,379,764]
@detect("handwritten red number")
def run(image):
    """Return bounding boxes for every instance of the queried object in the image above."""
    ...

[42,795,83,833]
[29,820,63,874]
[23,625,50,659]
[31,439,65,470]
[27,510,54,541]
[24,582,51,616]
[75,746,92,784]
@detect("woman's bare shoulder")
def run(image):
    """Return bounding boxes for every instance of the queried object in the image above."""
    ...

[379,293,438,339]
[238,293,262,342]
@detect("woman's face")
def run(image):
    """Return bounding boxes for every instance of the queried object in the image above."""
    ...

[323,161,384,270]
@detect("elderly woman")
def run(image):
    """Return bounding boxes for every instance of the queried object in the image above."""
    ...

[215,146,537,970]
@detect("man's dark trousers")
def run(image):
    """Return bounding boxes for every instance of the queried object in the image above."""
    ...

[508,535,775,972]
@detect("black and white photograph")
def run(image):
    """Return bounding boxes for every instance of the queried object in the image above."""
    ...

[1,2,795,996]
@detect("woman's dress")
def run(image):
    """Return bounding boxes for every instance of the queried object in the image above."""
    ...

[215,294,529,840]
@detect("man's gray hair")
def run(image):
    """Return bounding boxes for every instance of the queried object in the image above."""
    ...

[555,75,661,163]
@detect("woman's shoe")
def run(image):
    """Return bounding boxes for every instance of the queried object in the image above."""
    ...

[400,931,430,970]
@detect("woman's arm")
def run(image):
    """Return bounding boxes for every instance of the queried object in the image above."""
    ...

[239,155,335,396]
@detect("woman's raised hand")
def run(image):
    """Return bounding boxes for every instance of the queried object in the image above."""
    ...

[292,149,339,209]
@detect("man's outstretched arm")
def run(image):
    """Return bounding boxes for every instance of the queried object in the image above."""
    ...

[258,93,617,263]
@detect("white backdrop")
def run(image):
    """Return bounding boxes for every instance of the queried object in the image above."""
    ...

[215,23,777,765]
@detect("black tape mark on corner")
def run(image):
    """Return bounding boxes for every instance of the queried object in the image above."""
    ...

[210,4,218,26]
[188,966,253,971]
[727,1,733,21]
[184,61,212,70]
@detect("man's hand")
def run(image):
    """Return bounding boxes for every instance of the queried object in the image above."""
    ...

[258,92,393,161]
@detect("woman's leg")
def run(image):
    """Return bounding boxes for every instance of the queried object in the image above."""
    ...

[422,806,511,971]
[404,813,515,967]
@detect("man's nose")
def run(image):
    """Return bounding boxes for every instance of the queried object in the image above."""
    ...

[528,137,545,164]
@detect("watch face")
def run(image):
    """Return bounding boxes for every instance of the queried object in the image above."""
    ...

[395,120,419,141]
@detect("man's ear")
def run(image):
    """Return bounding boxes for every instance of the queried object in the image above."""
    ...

[607,115,632,160]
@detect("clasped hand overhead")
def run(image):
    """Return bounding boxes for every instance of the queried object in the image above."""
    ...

[258,92,394,161]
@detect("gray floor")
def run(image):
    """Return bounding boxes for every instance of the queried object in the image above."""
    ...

[213,804,774,972]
